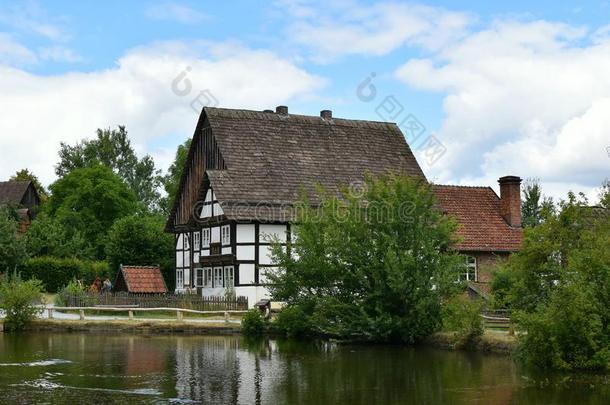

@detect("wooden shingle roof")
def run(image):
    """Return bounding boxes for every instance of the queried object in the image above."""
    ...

[202,107,425,221]
[0,181,31,205]
[432,185,523,252]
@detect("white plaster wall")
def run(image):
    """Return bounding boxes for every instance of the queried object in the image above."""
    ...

[236,245,255,260]
[259,224,287,243]
[238,263,255,284]
[236,224,255,243]
[211,226,220,243]
[234,286,271,308]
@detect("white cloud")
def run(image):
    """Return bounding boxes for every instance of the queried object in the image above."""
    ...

[278,0,473,62]
[145,2,208,24]
[0,41,325,186]
[0,2,68,41]
[396,19,610,201]
[0,33,38,65]
[38,45,82,63]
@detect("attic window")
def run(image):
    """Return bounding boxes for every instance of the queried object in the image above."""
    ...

[460,256,477,282]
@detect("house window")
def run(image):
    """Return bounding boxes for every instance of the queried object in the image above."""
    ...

[213,267,224,287]
[461,256,477,281]
[210,243,221,256]
[193,231,201,251]
[195,268,204,287]
[202,228,210,247]
[176,269,184,287]
[204,268,213,287]
[221,225,231,246]
[224,266,234,288]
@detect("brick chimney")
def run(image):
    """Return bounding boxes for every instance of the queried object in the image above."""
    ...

[320,110,332,119]
[276,105,288,114]
[498,176,522,227]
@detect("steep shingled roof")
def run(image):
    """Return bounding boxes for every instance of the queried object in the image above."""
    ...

[432,185,523,252]
[168,107,426,226]
[0,181,31,205]
[116,266,168,294]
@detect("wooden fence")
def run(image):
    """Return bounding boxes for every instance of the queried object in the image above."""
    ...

[61,292,248,311]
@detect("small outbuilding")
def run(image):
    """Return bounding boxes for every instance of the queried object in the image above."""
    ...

[113,265,168,294]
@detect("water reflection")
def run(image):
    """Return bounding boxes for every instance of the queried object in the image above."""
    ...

[0,333,608,404]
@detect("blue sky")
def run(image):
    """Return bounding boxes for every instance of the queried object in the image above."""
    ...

[1,0,609,201]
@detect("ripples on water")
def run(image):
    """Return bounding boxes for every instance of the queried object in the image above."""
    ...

[0,333,608,404]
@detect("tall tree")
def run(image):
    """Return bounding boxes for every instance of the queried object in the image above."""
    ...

[10,169,48,202]
[599,178,610,209]
[160,138,191,214]
[55,126,162,211]
[46,165,138,259]
[521,178,554,227]
[0,208,27,272]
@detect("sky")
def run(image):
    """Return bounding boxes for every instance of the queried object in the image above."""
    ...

[0,0,609,203]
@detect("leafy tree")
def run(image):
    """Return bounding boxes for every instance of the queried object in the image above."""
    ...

[45,165,138,259]
[23,214,92,259]
[0,272,44,331]
[521,178,554,227]
[160,138,191,214]
[55,126,162,211]
[10,169,48,202]
[496,190,610,370]
[0,208,27,272]
[105,214,175,290]
[267,174,464,343]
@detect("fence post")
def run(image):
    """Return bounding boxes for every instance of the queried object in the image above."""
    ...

[47,308,53,319]
[129,310,134,321]
[79,310,85,321]
[224,311,230,324]
[177,310,183,322]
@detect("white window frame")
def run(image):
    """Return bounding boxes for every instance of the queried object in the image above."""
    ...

[221,225,230,246]
[202,228,211,248]
[176,269,184,287]
[204,267,213,287]
[213,266,224,288]
[193,231,201,251]
[461,256,477,282]
[195,268,204,287]
[224,266,234,288]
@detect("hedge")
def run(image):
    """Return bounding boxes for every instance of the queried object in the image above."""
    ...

[19,257,112,293]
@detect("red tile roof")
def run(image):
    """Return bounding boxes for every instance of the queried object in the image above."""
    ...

[432,185,523,252]
[120,266,168,294]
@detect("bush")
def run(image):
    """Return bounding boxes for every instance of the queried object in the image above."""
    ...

[19,257,111,292]
[442,295,484,348]
[273,305,315,338]
[0,272,44,331]
[55,280,88,307]
[241,309,265,336]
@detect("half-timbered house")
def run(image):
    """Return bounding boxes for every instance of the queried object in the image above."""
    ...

[167,106,523,305]
[0,180,40,233]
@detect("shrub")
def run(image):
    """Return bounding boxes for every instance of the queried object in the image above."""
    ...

[273,305,315,338]
[241,309,265,336]
[0,272,44,331]
[55,280,89,307]
[442,295,484,348]
[19,257,111,292]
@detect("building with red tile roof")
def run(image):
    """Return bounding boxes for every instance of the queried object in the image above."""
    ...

[114,265,168,294]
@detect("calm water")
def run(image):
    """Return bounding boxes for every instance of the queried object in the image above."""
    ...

[0,333,608,404]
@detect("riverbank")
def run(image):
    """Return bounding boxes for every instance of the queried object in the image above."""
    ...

[425,330,516,355]
[22,319,241,334]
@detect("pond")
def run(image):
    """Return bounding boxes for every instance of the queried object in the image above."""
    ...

[0,333,608,404]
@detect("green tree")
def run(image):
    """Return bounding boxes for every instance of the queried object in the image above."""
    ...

[496,190,610,370]
[0,272,44,331]
[0,208,27,272]
[599,178,610,209]
[23,214,92,259]
[10,169,48,202]
[55,126,162,211]
[45,165,138,259]
[267,174,464,343]
[160,138,191,214]
[521,178,554,227]
[105,214,175,290]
